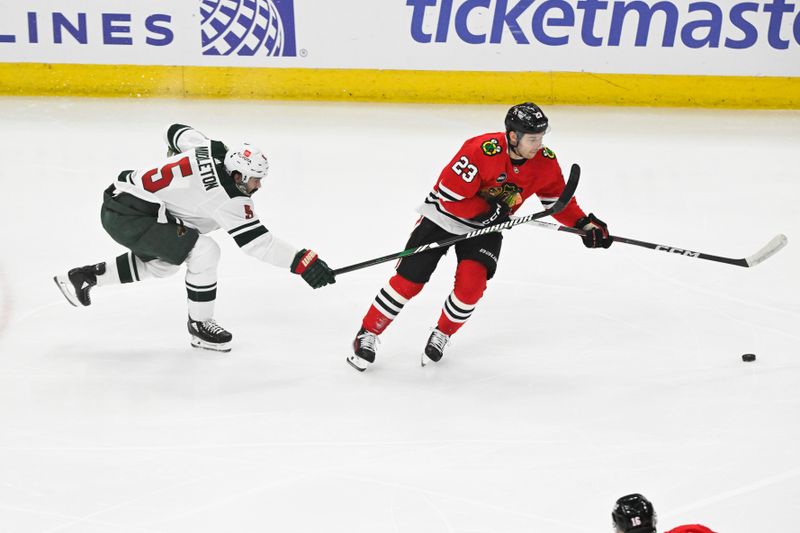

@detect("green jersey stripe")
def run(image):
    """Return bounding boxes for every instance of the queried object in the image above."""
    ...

[228,219,261,235]
[233,226,268,248]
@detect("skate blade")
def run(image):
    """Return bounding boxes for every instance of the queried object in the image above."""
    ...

[420,351,442,366]
[421,351,441,367]
[53,276,79,307]
[190,338,231,353]
[346,354,368,372]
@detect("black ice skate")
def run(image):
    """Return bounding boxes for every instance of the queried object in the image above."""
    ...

[53,262,106,307]
[422,328,450,366]
[187,317,233,353]
[347,327,379,372]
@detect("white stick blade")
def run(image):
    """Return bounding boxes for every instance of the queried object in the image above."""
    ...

[746,234,788,267]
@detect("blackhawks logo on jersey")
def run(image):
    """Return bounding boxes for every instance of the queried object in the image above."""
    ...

[481,138,502,156]
[542,146,556,159]
[483,182,523,208]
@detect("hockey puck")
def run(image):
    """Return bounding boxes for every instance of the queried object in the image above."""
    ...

[742,353,756,362]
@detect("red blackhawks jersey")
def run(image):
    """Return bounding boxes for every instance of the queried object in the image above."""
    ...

[665,525,717,533]
[416,132,586,234]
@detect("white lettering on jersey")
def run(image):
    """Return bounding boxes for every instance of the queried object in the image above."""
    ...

[195,146,219,191]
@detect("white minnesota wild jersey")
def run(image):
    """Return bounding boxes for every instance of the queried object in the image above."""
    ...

[111,124,299,268]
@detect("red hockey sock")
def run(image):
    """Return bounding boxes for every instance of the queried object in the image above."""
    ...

[362,274,424,334]
[436,260,488,336]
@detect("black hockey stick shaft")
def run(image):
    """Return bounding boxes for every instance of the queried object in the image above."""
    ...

[332,164,581,276]
[520,219,788,268]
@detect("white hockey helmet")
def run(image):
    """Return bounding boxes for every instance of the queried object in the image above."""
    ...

[224,143,269,193]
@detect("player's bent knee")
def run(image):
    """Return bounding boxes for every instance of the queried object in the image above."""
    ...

[454,260,488,303]
[389,274,425,299]
[146,259,181,278]
[186,236,221,273]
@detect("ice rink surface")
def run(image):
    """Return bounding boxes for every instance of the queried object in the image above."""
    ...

[0,97,798,532]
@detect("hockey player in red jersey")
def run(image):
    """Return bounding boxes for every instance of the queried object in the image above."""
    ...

[664,527,717,533]
[348,103,612,371]
[54,124,335,352]
[612,493,718,533]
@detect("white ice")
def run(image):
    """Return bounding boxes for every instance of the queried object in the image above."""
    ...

[0,97,798,533]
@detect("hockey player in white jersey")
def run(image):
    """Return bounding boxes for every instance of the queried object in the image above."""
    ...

[54,124,336,352]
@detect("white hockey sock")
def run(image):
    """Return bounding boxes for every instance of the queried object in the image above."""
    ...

[440,291,476,325]
[95,259,122,287]
[107,252,180,285]
[185,236,221,321]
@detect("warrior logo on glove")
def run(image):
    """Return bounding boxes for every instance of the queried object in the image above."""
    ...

[291,249,336,289]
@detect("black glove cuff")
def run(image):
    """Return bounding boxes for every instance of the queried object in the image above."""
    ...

[575,213,607,230]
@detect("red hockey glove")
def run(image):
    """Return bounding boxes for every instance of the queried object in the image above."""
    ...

[575,213,612,248]
[471,198,511,226]
[291,249,336,289]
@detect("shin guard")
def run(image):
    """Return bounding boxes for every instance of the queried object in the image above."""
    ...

[362,274,424,334]
[436,260,488,336]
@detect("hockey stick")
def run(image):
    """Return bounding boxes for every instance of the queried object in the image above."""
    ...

[517,218,788,268]
[332,163,581,276]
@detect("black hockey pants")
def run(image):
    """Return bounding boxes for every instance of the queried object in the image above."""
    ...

[100,183,198,265]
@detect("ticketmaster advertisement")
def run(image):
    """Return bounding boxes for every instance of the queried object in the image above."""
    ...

[0,0,797,76]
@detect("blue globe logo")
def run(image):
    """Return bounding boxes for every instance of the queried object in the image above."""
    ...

[200,0,288,56]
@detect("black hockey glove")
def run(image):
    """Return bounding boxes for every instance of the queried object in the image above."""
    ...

[291,249,336,289]
[472,198,511,226]
[574,213,613,248]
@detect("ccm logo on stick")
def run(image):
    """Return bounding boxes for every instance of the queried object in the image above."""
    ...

[655,245,700,257]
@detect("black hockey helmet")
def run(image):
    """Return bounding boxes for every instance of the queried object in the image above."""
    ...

[612,493,657,533]
[504,102,548,135]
